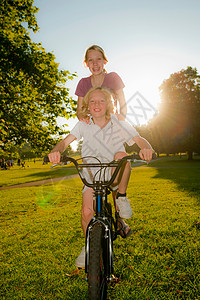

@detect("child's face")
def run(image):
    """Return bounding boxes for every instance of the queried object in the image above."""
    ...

[86,50,106,75]
[88,90,107,119]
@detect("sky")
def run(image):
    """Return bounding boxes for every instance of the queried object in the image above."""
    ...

[30,0,200,148]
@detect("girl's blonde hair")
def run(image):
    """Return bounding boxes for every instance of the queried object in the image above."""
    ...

[80,87,116,120]
[84,45,108,63]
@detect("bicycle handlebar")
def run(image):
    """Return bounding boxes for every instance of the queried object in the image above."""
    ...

[51,155,148,189]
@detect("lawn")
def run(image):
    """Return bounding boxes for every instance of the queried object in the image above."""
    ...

[0,156,200,299]
[0,159,78,188]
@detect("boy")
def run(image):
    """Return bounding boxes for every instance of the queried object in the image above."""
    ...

[48,87,154,267]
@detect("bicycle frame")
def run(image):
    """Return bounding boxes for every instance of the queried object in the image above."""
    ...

[61,156,127,276]
[51,155,148,298]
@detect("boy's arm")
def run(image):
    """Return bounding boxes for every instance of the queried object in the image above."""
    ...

[48,134,76,163]
[132,135,155,162]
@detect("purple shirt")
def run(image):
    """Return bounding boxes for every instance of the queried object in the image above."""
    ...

[75,72,125,97]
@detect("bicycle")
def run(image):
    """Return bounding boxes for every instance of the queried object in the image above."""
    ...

[52,154,147,300]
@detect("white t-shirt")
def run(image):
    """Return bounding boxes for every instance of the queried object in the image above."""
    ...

[70,114,139,187]
[70,114,139,162]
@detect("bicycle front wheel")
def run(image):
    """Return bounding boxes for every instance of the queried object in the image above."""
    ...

[88,222,107,300]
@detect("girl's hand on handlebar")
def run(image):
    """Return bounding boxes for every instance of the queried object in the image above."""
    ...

[48,151,61,164]
[139,148,154,162]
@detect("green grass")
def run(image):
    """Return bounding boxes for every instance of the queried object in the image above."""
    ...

[0,156,200,299]
[0,160,78,187]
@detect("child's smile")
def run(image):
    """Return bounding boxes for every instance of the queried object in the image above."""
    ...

[86,50,106,76]
[88,90,107,119]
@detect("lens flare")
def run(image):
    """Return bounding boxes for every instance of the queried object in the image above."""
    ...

[35,184,61,209]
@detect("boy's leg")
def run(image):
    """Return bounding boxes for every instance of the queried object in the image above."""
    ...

[113,152,133,220]
[75,187,94,268]
[113,152,131,193]
[111,152,132,237]
[81,187,94,237]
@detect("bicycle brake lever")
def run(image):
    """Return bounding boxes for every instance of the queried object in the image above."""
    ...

[132,159,149,164]
[50,161,72,169]
[50,162,65,169]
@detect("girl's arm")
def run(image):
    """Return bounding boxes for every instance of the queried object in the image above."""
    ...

[132,135,155,162]
[115,88,127,120]
[48,134,77,163]
[77,96,83,120]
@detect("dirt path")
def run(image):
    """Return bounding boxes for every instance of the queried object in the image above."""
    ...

[0,174,79,190]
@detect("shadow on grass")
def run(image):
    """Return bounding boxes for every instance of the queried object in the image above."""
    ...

[151,156,200,205]
[18,167,78,181]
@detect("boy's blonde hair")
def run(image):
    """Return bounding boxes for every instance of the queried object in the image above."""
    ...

[84,45,108,63]
[80,87,116,120]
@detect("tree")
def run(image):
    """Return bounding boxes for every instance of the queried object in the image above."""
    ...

[77,140,83,153]
[18,143,37,160]
[0,142,19,160]
[150,67,200,159]
[62,145,73,157]
[0,0,77,153]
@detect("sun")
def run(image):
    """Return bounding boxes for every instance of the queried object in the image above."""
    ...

[107,50,169,125]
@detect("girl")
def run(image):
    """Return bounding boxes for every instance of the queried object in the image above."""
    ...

[76,45,127,121]
[49,87,154,268]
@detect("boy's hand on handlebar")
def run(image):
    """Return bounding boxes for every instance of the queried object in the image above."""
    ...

[139,148,154,162]
[48,151,61,164]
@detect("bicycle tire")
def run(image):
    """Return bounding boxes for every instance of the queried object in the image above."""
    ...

[88,223,107,300]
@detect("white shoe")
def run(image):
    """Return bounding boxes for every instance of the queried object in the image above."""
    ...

[75,246,85,268]
[116,197,133,219]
